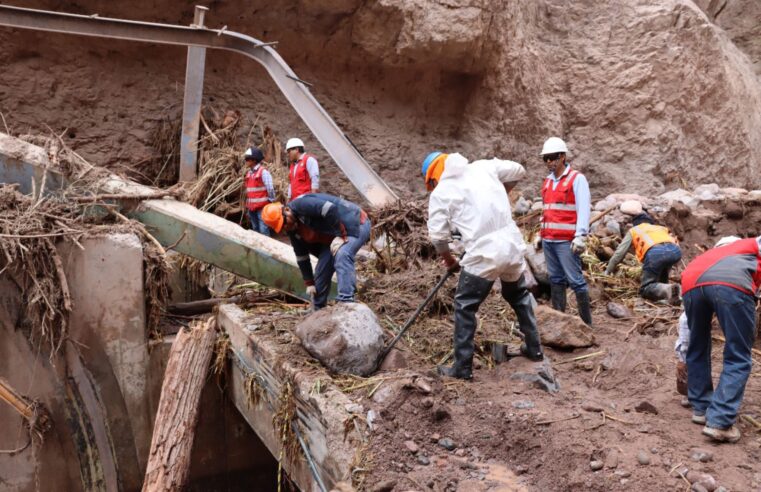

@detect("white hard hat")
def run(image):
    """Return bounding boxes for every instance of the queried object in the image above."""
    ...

[285,137,304,150]
[714,236,741,248]
[540,137,568,155]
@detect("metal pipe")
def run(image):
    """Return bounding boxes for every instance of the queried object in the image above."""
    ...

[0,5,397,206]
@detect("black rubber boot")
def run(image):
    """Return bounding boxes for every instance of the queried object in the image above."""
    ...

[575,290,593,326]
[502,274,544,361]
[550,283,567,312]
[437,271,493,380]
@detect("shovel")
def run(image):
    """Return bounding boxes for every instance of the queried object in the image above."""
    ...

[374,269,454,371]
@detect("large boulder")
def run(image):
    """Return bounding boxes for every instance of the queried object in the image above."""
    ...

[535,305,595,349]
[294,302,385,376]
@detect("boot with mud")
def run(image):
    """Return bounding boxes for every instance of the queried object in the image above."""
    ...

[575,290,593,326]
[437,271,493,380]
[702,425,741,443]
[501,274,544,361]
[550,283,567,312]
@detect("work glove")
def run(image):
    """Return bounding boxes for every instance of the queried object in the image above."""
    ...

[571,235,587,255]
[306,285,317,297]
[330,237,347,256]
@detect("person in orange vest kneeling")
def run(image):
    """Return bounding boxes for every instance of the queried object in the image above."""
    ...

[242,147,276,236]
[605,212,682,302]
[285,137,319,201]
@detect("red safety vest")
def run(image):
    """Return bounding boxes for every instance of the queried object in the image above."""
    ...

[245,166,269,211]
[540,168,580,241]
[290,153,315,200]
[681,238,761,296]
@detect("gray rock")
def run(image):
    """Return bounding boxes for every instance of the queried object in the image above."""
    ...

[438,437,456,451]
[345,403,365,414]
[590,460,604,471]
[294,302,385,376]
[404,440,419,454]
[509,358,560,393]
[691,484,709,492]
[535,305,595,349]
[634,401,659,415]
[417,455,430,466]
[525,242,549,285]
[530,201,544,212]
[605,449,619,469]
[690,448,713,463]
[637,450,651,465]
[514,196,531,215]
[581,401,604,413]
[686,471,717,491]
[511,400,535,409]
[371,479,397,492]
[605,220,621,236]
[614,470,631,478]
[606,302,631,319]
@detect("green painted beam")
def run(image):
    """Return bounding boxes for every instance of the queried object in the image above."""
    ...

[0,133,335,300]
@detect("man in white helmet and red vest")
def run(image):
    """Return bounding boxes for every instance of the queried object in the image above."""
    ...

[605,212,682,302]
[285,137,319,201]
[680,235,761,443]
[539,137,593,325]
[422,151,544,380]
[242,147,276,236]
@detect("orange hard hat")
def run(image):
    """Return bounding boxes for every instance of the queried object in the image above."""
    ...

[262,202,284,233]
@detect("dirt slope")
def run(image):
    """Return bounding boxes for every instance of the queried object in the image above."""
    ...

[2,0,761,201]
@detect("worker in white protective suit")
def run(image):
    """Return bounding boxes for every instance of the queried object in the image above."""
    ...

[423,151,544,380]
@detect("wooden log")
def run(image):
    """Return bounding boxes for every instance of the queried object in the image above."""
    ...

[142,318,217,491]
[167,295,242,316]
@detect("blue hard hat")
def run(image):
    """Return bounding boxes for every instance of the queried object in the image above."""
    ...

[421,151,443,178]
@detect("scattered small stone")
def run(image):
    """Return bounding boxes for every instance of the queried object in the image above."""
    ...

[415,379,433,394]
[650,447,659,454]
[404,440,419,454]
[581,401,604,413]
[511,400,535,409]
[576,361,595,371]
[515,465,528,475]
[417,455,430,466]
[371,479,396,492]
[606,302,631,319]
[714,487,728,492]
[420,397,434,408]
[634,401,659,415]
[637,450,651,465]
[691,484,709,492]
[345,403,364,414]
[432,403,451,421]
[686,471,717,491]
[725,201,744,220]
[605,220,621,236]
[614,470,631,478]
[430,433,441,442]
[438,438,456,451]
[590,460,604,471]
[636,425,651,433]
[454,448,466,457]
[366,410,378,430]
[620,479,629,486]
[690,448,714,463]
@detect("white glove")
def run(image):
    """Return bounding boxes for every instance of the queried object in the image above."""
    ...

[330,237,347,256]
[305,285,317,297]
[571,236,587,255]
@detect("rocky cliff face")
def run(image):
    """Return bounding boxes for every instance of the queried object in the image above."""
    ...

[1,0,760,199]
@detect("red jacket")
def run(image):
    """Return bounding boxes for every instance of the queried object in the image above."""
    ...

[245,166,269,211]
[540,169,580,241]
[681,238,761,296]
[290,153,315,200]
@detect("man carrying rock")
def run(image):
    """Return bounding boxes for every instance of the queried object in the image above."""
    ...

[422,151,544,380]
[538,137,593,325]
[604,212,682,302]
[261,193,370,310]
[680,235,761,443]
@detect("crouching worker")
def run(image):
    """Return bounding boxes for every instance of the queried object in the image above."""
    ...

[423,151,544,380]
[262,193,371,310]
[681,235,761,443]
[605,212,682,302]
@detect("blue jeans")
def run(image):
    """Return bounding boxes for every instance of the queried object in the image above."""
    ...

[312,219,372,307]
[640,242,682,299]
[684,285,756,428]
[542,240,588,293]
[248,209,272,237]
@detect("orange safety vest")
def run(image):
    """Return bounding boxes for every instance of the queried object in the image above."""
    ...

[630,224,677,262]
[290,153,315,201]
[540,168,580,241]
[245,166,269,211]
